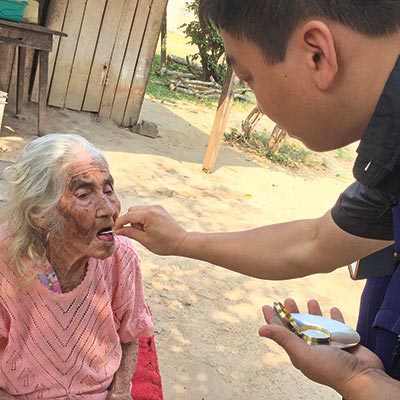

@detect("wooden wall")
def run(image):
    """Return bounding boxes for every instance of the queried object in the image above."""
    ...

[2,0,167,127]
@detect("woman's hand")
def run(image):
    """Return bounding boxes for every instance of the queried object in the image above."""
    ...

[0,388,16,399]
[106,393,132,400]
[114,205,188,256]
[259,298,385,399]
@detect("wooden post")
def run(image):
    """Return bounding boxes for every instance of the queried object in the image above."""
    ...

[16,46,26,116]
[202,66,235,174]
[0,44,15,93]
[38,50,48,136]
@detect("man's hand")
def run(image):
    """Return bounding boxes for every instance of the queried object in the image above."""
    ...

[259,298,385,399]
[114,205,188,256]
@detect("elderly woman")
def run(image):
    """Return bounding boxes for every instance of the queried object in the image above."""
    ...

[0,134,154,399]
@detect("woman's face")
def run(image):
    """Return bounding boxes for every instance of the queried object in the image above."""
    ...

[53,153,121,262]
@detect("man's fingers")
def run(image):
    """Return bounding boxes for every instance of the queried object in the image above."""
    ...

[259,323,308,360]
[330,307,345,323]
[284,298,300,313]
[114,226,145,241]
[261,305,277,324]
[307,299,323,316]
[114,209,147,230]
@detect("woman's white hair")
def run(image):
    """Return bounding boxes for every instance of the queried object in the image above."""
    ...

[0,133,108,279]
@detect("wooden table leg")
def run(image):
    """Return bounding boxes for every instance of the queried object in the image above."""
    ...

[38,50,48,136]
[16,46,26,116]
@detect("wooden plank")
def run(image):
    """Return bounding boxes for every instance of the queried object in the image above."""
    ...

[0,19,66,37]
[82,0,125,112]
[8,47,34,110]
[0,25,53,51]
[6,46,18,107]
[47,0,86,108]
[16,46,26,116]
[123,0,168,126]
[0,44,16,92]
[24,47,36,100]
[32,0,69,102]
[64,0,107,110]
[38,50,49,136]
[110,0,151,125]
[98,0,139,119]
[5,45,42,110]
[203,66,235,174]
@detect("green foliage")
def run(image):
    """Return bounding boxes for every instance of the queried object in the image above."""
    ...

[180,0,227,84]
[335,147,354,162]
[146,53,218,107]
[225,128,323,169]
[146,54,252,109]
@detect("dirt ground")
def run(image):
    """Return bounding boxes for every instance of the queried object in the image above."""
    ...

[0,98,364,400]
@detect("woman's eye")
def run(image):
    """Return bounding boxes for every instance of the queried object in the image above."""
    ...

[77,192,89,199]
[104,185,114,195]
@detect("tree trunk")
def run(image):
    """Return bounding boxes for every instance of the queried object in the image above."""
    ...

[268,125,287,152]
[199,51,212,82]
[241,105,262,138]
[160,7,167,67]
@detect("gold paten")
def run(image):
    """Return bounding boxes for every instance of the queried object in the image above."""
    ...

[273,302,331,345]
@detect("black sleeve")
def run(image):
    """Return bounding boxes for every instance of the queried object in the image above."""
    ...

[331,181,394,240]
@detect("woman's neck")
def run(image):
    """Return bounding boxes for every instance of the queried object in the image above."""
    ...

[52,261,88,293]
[46,244,89,293]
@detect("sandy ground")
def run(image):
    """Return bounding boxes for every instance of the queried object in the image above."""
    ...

[0,98,364,400]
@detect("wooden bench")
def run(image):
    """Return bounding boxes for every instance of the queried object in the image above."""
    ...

[0,19,66,135]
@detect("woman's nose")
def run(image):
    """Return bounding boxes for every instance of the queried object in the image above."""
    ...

[95,196,116,218]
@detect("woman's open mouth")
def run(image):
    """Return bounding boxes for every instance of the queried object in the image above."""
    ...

[97,227,114,243]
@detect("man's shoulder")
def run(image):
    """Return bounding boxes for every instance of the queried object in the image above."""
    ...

[353,55,400,197]
[331,181,393,240]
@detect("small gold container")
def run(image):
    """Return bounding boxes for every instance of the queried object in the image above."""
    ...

[273,302,359,348]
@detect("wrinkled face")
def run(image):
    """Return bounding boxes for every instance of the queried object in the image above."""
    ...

[54,153,121,261]
[221,30,336,151]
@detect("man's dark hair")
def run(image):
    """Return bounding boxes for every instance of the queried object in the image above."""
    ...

[199,0,400,63]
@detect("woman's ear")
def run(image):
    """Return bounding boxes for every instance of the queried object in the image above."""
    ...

[31,215,46,230]
[300,21,338,91]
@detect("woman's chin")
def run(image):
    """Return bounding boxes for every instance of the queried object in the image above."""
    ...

[93,241,116,260]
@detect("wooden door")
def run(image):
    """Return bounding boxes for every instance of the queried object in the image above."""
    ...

[32,0,167,127]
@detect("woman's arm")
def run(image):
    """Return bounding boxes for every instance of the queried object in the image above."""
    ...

[107,340,138,400]
[0,389,16,399]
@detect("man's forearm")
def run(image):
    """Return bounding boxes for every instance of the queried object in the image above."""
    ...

[180,224,317,279]
[340,369,400,400]
[180,212,390,280]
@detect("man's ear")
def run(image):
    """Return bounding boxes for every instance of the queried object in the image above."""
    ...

[300,21,338,91]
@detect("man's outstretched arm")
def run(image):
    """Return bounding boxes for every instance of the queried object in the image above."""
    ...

[115,205,391,279]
